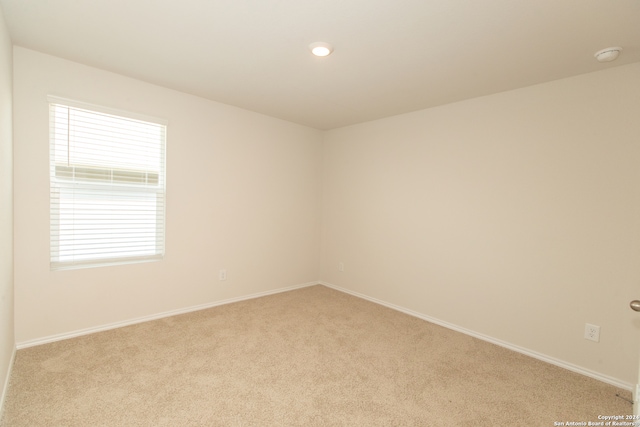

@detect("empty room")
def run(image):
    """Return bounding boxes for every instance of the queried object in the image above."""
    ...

[1,0,640,425]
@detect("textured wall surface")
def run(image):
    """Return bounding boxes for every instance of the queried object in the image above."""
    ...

[321,63,640,385]
[12,47,322,345]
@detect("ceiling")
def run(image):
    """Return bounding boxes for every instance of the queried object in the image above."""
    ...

[1,0,639,130]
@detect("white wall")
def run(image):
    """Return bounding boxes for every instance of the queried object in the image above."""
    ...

[0,4,13,412]
[321,63,640,386]
[13,47,322,345]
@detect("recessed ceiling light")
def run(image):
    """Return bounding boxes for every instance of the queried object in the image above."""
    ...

[309,42,333,57]
[594,47,622,62]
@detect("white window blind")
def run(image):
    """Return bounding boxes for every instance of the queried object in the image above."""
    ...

[49,97,167,270]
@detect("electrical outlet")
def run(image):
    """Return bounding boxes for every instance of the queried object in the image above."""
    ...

[584,323,600,342]
[219,269,227,281]
[338,262,344,272]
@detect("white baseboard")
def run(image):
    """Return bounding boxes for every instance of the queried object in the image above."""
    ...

[16,281,320,350]
[0,345,16,420]
[320,281,633,391]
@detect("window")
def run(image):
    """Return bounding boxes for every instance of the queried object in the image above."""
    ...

[49,97,167,270]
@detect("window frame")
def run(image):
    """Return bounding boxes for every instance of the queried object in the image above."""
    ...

[48,96,168,271]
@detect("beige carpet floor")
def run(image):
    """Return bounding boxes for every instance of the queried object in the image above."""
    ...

[0,285,633,426]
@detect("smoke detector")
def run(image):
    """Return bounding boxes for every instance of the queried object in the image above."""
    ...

[594,47,622,63]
